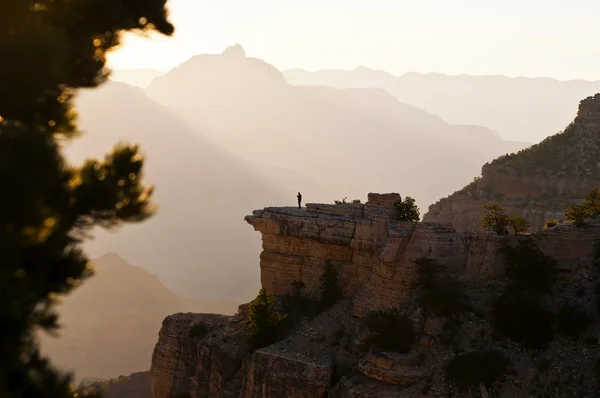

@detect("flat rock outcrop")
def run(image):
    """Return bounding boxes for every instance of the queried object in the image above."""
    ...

[151,193,600,398]
[424,94,600,231]
[246,193,514,316]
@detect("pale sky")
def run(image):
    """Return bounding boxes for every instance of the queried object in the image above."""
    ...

[107,0,600,81]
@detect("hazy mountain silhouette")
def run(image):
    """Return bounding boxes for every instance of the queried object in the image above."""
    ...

[39,253,237,381]
[283,67,600,142]
[109,68,165,88]
[65,81,286,302]
[146,45,530,209]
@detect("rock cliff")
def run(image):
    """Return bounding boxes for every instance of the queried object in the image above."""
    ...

[424,94,600,231]
[151,193,600,397]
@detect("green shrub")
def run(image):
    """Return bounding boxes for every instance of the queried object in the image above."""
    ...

[490,290,555,349]
[188,323,207,339]
[320,260,343,309]
[501,238,557,297]
[509,216,530,235]
[364,308,416,353]
[334,197,348,204]
[565,189,600,225]
[394,196,420,222]
[544,219,559,228]
[244,288,287,349]
[481,204,510,235]
[556,305,590,339]
[445,349,509,391]
[412,258,467,318]
[352,199,362,204]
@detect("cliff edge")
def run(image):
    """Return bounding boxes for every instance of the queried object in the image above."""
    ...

[424,94,600,231]
[151,193,600,397]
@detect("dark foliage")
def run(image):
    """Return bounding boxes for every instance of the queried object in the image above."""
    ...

[394,196,420,222]
[445,349,509,391]
[490,290,555,349]
[555,306,590,339]
[0,1,173,397]
[412,258,467,318]
[364,308,417,353]
[320,261,343,309]
[243,288,287,349]
[501,238,557,298]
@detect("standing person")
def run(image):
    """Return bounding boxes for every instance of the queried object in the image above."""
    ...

[297,192,302,209]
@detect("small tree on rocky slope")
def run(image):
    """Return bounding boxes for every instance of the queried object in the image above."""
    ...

[481,204,510,235]
[244,288,286,349]
[320,260,343,309]
[395,196,420,222]
[566,189,600,225]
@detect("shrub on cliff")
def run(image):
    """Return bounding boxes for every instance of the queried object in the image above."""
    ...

[544,219,559,228]
[490,290,555,349]
[364,308,416,353]
[412,258,467,319]
[445,349,509,391]
[566,189,600,225]
[509,216,530,235]
[394,196,420,222]
[320,260,343,309]
[502,238,557,297]
[244,288,287,348]
[556,305,590,340]
[481,204,510,235]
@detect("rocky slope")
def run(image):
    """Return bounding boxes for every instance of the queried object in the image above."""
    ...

[424,94,600,232]
[150,193,600,397]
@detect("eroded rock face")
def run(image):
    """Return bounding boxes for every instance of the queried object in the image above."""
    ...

[357,352,427,386]
[424,94,600,231]
[245,193,510,317]
[150,313,250,398]
[151,193,600,398]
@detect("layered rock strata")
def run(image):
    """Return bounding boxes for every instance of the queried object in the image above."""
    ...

[425,94,600,231]
[151,193,600,397]
[246,193,512,316]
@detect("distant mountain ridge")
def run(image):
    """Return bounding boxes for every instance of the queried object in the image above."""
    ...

[283,66,600,142]
[40,253,237,381]
[66,81,286,302]
[145,44,530,211]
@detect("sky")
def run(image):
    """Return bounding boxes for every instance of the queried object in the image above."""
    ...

[107,0,600,81]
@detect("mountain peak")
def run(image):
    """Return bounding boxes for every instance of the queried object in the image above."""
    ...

[221,43,246,58]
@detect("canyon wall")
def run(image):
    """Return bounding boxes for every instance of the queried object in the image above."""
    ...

[151,193,600,397]
[425,94,600,231]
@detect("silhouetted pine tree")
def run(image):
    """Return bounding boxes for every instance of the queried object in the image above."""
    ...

[0,2,174,396]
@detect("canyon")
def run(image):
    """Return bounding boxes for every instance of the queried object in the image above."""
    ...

[150,193,600,397]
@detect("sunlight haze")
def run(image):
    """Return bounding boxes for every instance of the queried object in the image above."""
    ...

[108,0,600,81]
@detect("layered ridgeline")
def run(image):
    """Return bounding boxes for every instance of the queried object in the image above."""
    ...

[151,194,600,397]
[66,82,286,302]
[425,94,600,231]
[284,67,600,143]
[145,44,529,210]
[39,253,237,381]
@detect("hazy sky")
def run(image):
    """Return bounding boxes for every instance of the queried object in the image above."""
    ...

[107,0,600,80]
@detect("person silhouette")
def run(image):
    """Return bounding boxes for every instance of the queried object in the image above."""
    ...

[297,192,302,209]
